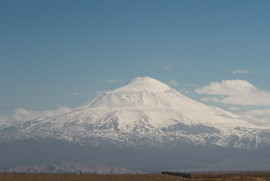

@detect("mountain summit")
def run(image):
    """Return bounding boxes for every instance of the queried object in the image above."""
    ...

[116,76,171,93]
[86,76,177,108]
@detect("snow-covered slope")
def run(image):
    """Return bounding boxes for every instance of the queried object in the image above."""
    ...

[1,77,270,148]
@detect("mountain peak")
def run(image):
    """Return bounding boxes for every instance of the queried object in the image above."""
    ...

[114,76,171,93]
[128,76,161,84]
[85,76,176,108]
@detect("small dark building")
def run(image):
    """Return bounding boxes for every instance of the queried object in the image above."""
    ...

[162,171,191,178]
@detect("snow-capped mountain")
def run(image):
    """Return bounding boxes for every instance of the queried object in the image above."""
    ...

[1,76,269,148]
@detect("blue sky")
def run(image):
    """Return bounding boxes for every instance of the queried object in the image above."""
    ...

[1,0,270,120]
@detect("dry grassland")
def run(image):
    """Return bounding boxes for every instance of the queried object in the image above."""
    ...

[0,173,270,181]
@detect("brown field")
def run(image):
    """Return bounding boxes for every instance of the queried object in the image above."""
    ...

[0,173,270,181]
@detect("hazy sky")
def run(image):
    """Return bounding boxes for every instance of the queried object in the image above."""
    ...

[1,0,270,120]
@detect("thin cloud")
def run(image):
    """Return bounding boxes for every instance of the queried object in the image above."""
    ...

[242,108,270,121]
[228,107,243,111]
[184,61,191,67]
[73,92,79,96]
[0,116,9,123]
[196,80,270,106]
[105,80,123,83]
[201,97,221,103]
[232,69,256,74]
[167,80,179,86]
[238,109,270,127]
[162,66,170,71]
[161,61,172,71]
[179,83,198,87]
[232,69,249,74]
[180,89,190,94]
[12,106,72,122]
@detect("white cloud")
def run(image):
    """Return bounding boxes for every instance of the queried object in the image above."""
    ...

[196,80,270,105]
[12,106,72,122]
[201,97,221,103]
[236,109,270,127]
[232,69,249,74]
[196,80,256,95]
[167,80,179,86]
[162,66,170,71]
[242,109,270,121]
[73,92,79,96]
[228,107,243,111]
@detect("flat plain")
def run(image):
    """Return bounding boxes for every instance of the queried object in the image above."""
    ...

[1,173,270,181]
